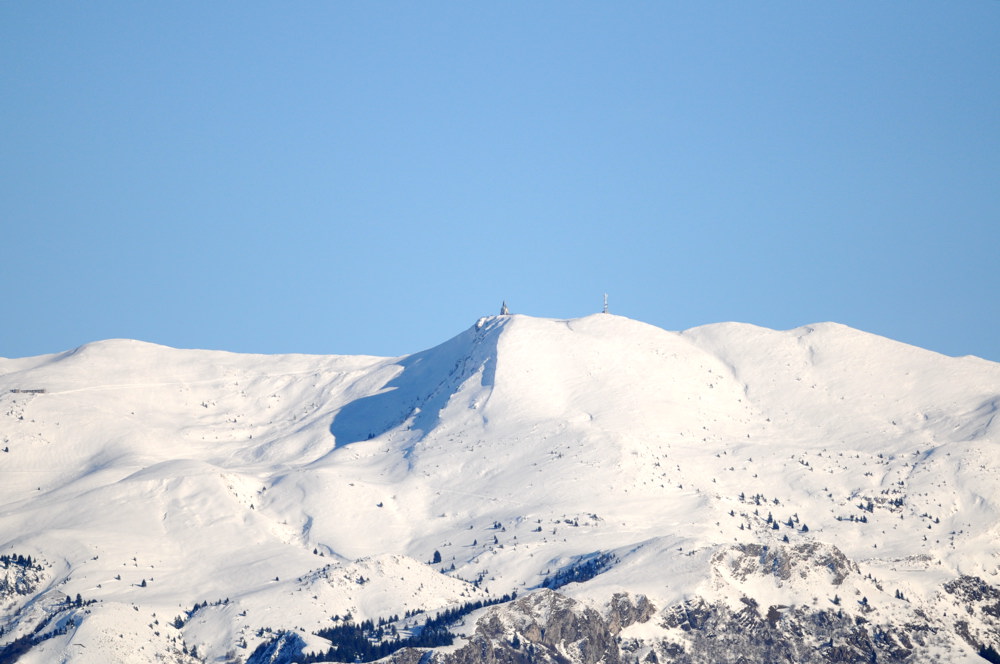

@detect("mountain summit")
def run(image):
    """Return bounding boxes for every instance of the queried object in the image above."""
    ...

[1,315,998,663]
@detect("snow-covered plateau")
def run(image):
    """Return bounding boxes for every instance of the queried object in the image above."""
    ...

[1,313,998,663]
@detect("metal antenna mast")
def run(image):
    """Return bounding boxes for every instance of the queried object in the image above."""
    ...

[603,293,608,314]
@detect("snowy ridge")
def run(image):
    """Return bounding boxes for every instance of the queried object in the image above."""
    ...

[1,314,998,663]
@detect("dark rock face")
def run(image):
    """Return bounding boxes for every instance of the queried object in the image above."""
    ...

[379,572,1000,664]
[657,599,920,664]
[386,589,653,664]
[384,588,921,664]
[944,575,1000,619]
[606,592,657,633]
[943,575,1000,655]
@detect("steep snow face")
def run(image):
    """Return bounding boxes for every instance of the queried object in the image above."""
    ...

[328,316,507,447]
[1,315,999,663]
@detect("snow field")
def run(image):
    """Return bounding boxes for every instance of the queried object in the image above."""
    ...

[0,313,998,661]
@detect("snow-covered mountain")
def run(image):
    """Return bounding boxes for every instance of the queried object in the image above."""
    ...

[1,314,998,663]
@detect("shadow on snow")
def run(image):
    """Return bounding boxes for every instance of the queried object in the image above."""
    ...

[328,318,504,448]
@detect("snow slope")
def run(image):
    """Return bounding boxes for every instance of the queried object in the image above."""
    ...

[1,314,998,663]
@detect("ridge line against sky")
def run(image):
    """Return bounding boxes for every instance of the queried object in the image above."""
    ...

[2,3,998,362]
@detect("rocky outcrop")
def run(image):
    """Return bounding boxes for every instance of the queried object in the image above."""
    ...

[386,589,653,664]
[715,542,857,586]
[0,555,45,606]
[606,592,656,633]
[944,575,1000,619]
[380,573,1000,664]
[943,575,1000,657]
[658,598,921,663]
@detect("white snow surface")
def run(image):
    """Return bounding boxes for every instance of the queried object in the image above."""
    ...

[1,314,998,662]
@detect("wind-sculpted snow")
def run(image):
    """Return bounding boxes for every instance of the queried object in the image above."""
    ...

[0,314,998,662]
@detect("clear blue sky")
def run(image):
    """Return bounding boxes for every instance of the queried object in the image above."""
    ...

[3,3,999,361]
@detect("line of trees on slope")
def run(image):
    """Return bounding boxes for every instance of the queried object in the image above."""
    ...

[300,593,516,663]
